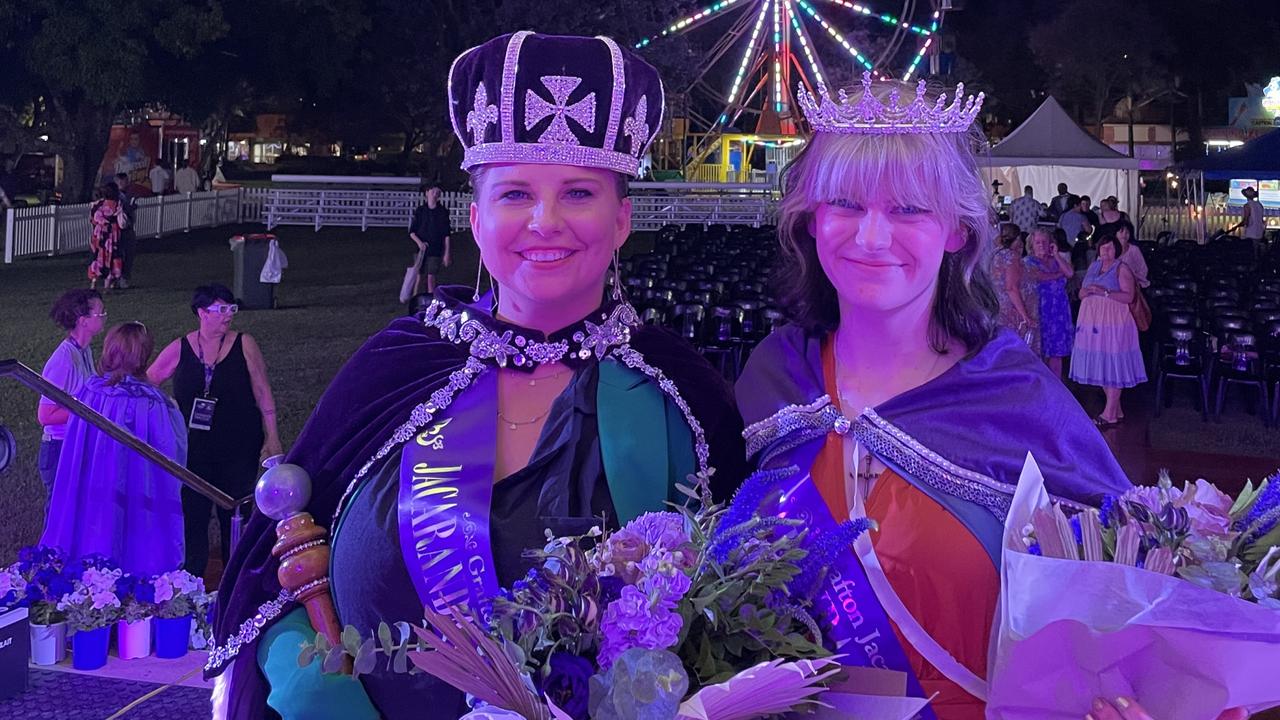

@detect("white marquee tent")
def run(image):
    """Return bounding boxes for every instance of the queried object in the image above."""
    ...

[977,96,1141,216]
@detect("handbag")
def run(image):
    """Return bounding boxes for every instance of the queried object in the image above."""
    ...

[398,252,421,304]
[1129,287,1152,332]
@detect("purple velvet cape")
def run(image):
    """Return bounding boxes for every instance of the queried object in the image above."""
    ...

[207,289,745,719]
[737,326,1132,563]
[40,375,187,577]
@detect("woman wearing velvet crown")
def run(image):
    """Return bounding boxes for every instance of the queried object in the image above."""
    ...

[736,75,1132,719]
[206,32,745,720]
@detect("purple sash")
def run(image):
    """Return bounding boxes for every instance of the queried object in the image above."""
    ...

[397,371,501,625]
[779,472,934,718]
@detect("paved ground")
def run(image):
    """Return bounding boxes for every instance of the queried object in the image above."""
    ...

[2,668,210,720]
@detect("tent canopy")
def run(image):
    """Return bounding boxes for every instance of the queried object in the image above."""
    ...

[977,96,1140,170]
[1178,129,1280,180]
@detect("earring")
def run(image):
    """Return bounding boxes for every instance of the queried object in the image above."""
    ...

[472,254,485,303]
[610,249,625,302]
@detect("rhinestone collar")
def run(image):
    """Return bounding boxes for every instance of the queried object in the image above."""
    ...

[422,287,640,372]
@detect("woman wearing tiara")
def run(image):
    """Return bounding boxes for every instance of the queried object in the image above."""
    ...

[206,32,745,720]
[736,75,1132,718]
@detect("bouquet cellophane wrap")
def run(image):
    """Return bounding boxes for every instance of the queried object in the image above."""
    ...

[987,454,1280,720]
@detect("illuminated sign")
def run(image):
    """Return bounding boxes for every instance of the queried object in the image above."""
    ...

[1264,77,1280,117]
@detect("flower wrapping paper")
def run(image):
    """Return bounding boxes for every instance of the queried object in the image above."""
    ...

[986,455,1280,720]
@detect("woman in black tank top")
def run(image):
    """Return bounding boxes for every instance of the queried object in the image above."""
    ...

[147,283,283,577]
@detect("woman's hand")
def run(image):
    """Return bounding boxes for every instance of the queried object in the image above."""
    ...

[261,435,284,464]
[1088,697,1247,720]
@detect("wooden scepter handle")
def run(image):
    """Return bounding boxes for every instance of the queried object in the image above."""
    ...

[257,463,351,673]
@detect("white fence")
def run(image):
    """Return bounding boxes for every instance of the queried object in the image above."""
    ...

[3,182,776,263]
[3,188,269,263]
[1140,199,1280,242]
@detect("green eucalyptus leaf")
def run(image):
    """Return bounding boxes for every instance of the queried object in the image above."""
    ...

[297,644,318,668]
[342,626,363,656]
[392,642,409,674]
[377,621,394,655]
[314,631,332,654]
[353,637,378,678]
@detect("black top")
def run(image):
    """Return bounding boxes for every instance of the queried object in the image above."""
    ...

[410,204,451,256]
[173,333,264,461]
[330,364,613,719]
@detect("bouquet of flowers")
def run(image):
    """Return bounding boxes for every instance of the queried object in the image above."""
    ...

[305,470,927,720]
[988,456,1280,720]
[153,569,205,619]
[57,555,124,632]
[8,545,76,625]
[117,573,158,624]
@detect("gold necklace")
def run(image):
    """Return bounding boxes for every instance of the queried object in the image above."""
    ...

[498,407,553,431]
[524,367,573,387]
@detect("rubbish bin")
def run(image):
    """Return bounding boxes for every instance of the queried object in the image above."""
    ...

[231,233,275,310]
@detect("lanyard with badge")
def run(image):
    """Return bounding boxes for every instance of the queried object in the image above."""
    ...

[189,334,228,431]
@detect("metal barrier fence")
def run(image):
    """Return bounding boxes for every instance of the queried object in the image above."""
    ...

[3,188,260,263]
[260,184,776,233]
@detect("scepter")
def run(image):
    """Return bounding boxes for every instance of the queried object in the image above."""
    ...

[255,462,350,673]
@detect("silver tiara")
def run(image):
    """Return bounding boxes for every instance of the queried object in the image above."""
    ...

[797,71,984,135]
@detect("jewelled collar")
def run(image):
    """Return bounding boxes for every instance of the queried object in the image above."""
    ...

[422,287,640,371]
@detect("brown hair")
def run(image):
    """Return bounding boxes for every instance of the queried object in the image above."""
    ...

[469,166,629,199]
[49,289,102,330]
[774,81,999,356]
[100,322,154,385]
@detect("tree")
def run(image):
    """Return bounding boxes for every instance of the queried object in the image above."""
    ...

[1028,0,1170,133]
[0,0,228,201]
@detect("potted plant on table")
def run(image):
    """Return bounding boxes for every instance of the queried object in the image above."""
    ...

[152,569,205,659]
[57,555,124,671]
[116,574,157,659]
[11,546,75,665]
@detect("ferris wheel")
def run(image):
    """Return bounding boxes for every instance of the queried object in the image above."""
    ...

[638,0,948,171]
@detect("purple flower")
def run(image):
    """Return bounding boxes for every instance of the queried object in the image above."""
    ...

[535,652,593,720]
[597,586,684,669]
[597,512,694,582]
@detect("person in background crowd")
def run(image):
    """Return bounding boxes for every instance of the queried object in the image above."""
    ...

[1098,196,1127,225]
[175,160,201,194]
[1115,219,1149,289]
[1026,228,1074,378]
[997,221,1020,247]
[1230,186,1267,255]
[88,184,128,290]
[114,172,138,289]
[1057,195,1092,246]
[0,160,17,210]
[1047,182,1073,220]
[37,289,105,498]
[1009,185,1043,234]
[40,322,187,576]
[409,185,452,295]
[147,283,283,577]
[1071,233,1146,426]
[992,232,1040,355]
[1080,194,1101,230]
[149,159,172,195]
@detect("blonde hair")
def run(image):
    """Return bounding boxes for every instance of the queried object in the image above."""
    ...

[100,322,154,386]
[775,81,998,354]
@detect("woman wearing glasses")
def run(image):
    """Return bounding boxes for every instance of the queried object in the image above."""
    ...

[148,283,283,577]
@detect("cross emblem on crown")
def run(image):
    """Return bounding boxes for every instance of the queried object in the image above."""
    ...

[524,75,596,145]
[623,96,650,157]
[466,83,498,144]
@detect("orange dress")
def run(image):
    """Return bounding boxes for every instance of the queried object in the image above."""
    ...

[814,339,995,720]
